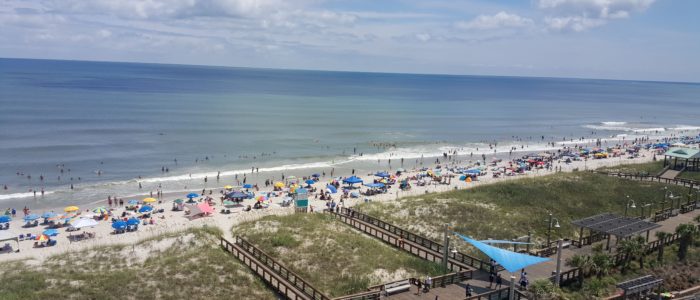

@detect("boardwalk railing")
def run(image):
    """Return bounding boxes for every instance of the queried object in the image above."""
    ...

[223,236,331,300]
[548,267,583,287]
[337,207,499,273]
[220,237,314,300]
[330,290,380,300]
[467,287,528,300]
[597,171,700,189]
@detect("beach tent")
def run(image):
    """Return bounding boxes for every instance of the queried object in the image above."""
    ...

[343,176,363,185]
[138,206,153,213]
[375,172,390,178]
[326,184,337,194]
[23,214,40,221]
[71,218,99,229]
[43,229,59,237]
[227,191,247,199]
[364,183,385,189]
[173,199,184,204]
[454,233,549,273]
[0,231,19,252]
[112,221,127,230]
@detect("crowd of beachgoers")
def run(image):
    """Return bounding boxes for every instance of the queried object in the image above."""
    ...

[1,132,699,261]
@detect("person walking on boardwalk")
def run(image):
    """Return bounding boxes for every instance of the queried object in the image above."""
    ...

[465,283,473,297]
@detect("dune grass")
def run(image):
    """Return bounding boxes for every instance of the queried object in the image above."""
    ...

[232,213,445,297]
[596,160,665,175]
[678,171,700,181]
[356,171,689,246]
[0,227,275,300]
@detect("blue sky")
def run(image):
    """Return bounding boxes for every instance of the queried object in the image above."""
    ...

[1,0,698,82]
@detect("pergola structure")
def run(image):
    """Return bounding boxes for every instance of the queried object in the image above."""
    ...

[663,147,700,171]
[616,275,663,299]
[572,213,661,251]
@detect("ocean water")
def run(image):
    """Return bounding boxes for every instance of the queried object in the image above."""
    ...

[1,58,699,209]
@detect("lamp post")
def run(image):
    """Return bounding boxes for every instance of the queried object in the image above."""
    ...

[442,224,451,273]
[640,203,651,219]
[624,195,636,217]
[546,213,560,247]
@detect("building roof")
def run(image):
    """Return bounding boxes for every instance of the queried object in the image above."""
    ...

[617,275,663,295]
[572,213,661,238]
[663,147,700,160]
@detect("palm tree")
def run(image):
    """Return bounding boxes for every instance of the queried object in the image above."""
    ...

[633,236,647,269]
[618,238,643,273]
[590,253,613,278]
[655,231,671,263]
[675,223,699,261]
[566,254,592,286]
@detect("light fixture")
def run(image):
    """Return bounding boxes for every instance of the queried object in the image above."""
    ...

[630,200,636,208]
[554,219,561,228]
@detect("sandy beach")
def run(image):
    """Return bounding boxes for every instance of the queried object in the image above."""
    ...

[0,141,663,264]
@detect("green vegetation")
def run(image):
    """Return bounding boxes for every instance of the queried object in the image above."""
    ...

[678,171,700,181]
[232,213,445,297]
[357,172,687,245]
[596,160,664,175]
[0,227,275,300]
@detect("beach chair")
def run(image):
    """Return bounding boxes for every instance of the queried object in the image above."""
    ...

[18,234,24,241]
[47,240,57,247]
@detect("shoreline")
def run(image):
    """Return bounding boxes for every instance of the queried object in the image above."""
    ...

[0,141,665,263]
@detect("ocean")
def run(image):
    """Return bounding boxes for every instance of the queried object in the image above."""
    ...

[1,58,699,209]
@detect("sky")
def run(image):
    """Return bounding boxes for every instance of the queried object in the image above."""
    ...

[1,0,699,82]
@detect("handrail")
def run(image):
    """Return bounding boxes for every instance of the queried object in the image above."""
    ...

[233,236,331,300]
[220,237,311,300]
[330,289,381,300]
[340,207,498,272]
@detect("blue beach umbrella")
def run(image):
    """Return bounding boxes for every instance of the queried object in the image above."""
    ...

[128,199,139,205]
[305,179,315,185]
[42,212,57,219]
[0,216,11,223]
[326,184,337,194]
[311,173,320,178]
[24,214,40,221]
[227,191,247,199]
[126,218,140,226]
[112,221,127,230]
[138,206,153,213]
[186,193,200,199]
[243,184,253,189]
[43,229,59,236]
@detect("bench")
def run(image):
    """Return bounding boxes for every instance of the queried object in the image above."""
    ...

[384,280,411,296]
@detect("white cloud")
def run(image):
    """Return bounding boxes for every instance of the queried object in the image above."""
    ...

[538,0,654,31]
[455,12,533,30]
[538,0,654,19]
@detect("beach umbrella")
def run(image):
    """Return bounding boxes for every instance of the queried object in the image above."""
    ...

[0,216,11,223]
[93,207,109,214]
[126,218,140,226]
[23,214,40,221]
[43,229,59,237]
[173,199,184,204]
[326,184,337,194]
[243,184,253,189]
[64,206,79,213]
[227,191,247,199]
[186,193,200,199]
[311,173,320,178]
[256,195,267,202]
[305,179,315,185]
[112,221,127,230]
[143,197,157,203]
[41,212,57,219]
[274,182,284,188]
[128,199,139,205]
[224,185,233,189]
[375,172,390,178]
[138,206,153,213]
[396,168,405,172]
[36,234,49,242]
[197,203,214,214]
[71,218,98,229]
[223,200,236,207]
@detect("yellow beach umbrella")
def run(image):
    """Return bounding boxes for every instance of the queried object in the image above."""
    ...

[274,182,284,188]
[224,185,233,189]
[64,206,79,213]
[143,198,157,203]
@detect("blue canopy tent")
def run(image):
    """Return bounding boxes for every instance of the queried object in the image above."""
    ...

[43,229,59,236]
[454,233,549,273]
[326,184,337,194]
[364,183,385,189]
[112,221,127,230]
[0,216,11,223]
[126,218,140,226]
[374,172,390,178]
[343,176,363,185]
